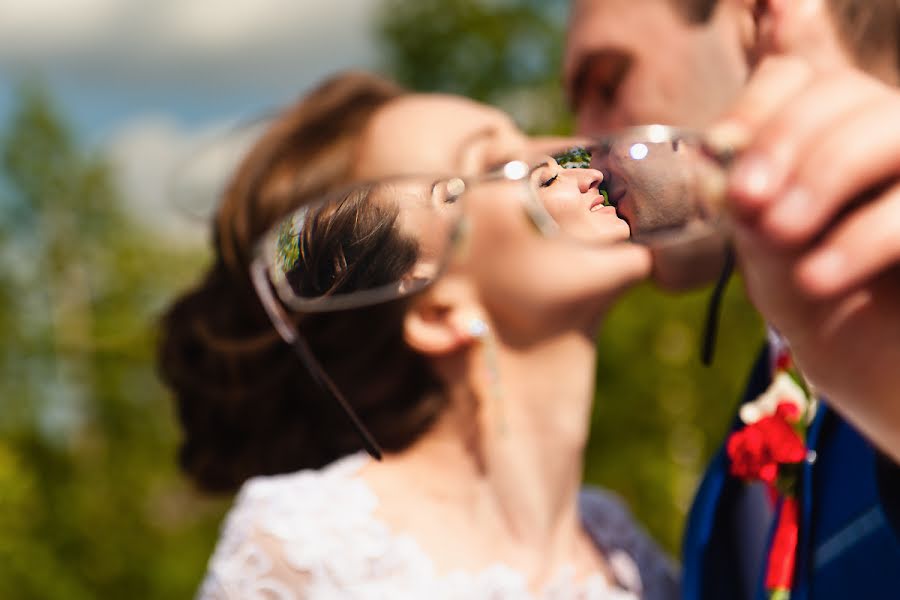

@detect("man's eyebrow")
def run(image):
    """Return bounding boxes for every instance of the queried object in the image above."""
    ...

[567,49,631,111]
[568,50,606,110]
[453,125,499,168]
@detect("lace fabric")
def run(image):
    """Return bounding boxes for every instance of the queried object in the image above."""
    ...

[198,454,677,599]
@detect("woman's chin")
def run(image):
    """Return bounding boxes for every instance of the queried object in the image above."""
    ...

[593,214,633,244]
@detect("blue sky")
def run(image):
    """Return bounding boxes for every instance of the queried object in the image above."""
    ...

[0,0,381,238]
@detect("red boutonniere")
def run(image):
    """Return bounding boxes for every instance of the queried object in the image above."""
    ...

[726,351,816,600]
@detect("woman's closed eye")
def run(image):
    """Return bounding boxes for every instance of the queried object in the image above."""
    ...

[540,174,559,188]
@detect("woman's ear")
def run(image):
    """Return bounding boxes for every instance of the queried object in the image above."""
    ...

[402,278,480,357]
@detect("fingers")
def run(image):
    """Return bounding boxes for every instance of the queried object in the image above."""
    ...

[727,70,885,215]
[706,56,813,216]
[759,96,900,245]
[708,56,813,151]
[797,182,900,297]
[591,243,654,290]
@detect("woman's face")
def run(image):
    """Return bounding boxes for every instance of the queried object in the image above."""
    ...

[529,157,631,245]
[355,94,526,180]
[357,94,650,331]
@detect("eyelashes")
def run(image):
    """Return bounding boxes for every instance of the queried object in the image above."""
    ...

[540,174,559,188]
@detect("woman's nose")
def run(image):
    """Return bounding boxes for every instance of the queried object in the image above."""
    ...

[574,168,604,193]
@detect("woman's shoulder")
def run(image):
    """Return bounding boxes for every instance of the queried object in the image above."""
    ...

[234,452,371,512]
[222,452,374,542]
[579,486,680,600]
[198,453,392,599]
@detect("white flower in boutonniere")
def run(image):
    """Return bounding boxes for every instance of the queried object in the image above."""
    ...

[739,371,817,426]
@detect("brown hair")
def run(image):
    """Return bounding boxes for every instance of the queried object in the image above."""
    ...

[158,72,445,493]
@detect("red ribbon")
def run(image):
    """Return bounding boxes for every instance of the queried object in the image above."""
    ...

[766,496,799,591]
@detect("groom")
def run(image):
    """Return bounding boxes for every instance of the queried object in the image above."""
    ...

[565,0,900,598]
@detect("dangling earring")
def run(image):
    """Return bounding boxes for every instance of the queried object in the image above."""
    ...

[467,318,508,436]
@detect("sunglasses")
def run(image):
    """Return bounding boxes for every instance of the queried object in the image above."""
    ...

[249,125,733,459]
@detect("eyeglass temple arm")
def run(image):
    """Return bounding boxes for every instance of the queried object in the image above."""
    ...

[701,246,735,366]
[250,259,384,460]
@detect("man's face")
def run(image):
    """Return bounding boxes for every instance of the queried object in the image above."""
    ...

[565,0,749,134]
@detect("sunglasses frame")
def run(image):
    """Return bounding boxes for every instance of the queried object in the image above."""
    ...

[248,124,729,459]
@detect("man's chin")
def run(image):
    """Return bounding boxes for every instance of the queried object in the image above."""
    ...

[646,229,729,292]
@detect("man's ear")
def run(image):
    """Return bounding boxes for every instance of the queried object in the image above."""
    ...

[402,278,478,357]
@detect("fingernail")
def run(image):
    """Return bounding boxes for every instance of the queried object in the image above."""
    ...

[766,187,813,240]
[799,249,845,295]
[731,154,775,203]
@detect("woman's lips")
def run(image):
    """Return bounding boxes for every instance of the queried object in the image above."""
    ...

[589,203,618,214]
[589,188,627,212]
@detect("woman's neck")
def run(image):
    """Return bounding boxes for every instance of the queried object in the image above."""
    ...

[368,327,601,582]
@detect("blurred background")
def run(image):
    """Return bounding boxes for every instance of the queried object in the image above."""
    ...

[0,0,764,597]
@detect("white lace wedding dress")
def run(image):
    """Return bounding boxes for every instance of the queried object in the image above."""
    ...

[197,454,678,600]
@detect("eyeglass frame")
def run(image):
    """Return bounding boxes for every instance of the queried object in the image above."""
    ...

[247,124,731,460]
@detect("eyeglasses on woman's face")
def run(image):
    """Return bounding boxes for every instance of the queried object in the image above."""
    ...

[250,125,732,458]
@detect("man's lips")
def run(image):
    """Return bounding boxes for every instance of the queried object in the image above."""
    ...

[589,189,627,212]
[607,188,627,207]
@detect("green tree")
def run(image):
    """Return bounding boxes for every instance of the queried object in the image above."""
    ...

[0,85,226,599]
[377,0,572,133]
[377,0,766,552]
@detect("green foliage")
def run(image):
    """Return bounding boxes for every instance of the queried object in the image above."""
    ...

[276,218,300,271]
[589,281,763,551]
[0,84,227,599]
[554,145,592,169]
[376,0,573,133]
[379,0,767,554]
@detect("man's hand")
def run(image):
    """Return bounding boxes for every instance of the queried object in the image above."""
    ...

[710,57,900,463]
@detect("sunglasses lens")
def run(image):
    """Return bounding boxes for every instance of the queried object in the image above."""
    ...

[526,129,727,246]
[259,176,463,311]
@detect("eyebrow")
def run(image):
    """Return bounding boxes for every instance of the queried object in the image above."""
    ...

[453,125,499,169]
[567,49,631,111]
[568,50,599,110]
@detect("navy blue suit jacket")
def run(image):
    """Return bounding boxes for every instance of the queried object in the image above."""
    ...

[682,348,900,599]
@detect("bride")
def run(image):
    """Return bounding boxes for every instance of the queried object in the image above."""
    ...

[159,71,677,599]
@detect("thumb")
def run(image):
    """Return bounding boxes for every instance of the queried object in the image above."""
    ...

[707,55,813,153]
[708,0,852,151]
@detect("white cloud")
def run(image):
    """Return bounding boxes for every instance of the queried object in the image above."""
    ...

[0,0,123,53]
[3,0,385,242]
[0,0,379,90]
[106,115,268,244]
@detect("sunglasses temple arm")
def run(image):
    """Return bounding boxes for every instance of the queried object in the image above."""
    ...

[289,335,383,460]
[250,260,384,460]
[701,245,735,366]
